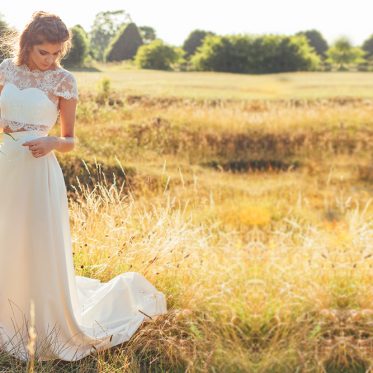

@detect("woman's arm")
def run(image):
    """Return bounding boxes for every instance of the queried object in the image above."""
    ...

[51,97,77,153]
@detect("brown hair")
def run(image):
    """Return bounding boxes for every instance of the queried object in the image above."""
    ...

[15,11,72,66]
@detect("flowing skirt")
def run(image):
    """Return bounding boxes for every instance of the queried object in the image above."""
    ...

[0,130,167,361]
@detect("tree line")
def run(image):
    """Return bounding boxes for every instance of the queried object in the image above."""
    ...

[1,10,373,73]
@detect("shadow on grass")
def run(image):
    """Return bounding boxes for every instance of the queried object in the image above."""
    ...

[201,159,302,172]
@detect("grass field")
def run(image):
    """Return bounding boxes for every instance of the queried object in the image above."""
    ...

[1,63,373,372]
[74,62,373,100]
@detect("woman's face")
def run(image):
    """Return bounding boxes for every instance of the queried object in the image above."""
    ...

[27,42,63,71]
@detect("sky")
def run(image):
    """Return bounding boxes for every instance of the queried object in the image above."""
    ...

[1,0,372,47]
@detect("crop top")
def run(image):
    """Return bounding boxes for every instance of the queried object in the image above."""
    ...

[0,58,78,133]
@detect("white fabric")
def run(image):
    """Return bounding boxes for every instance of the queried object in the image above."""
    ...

[0,58,78,132]
[0,61,167,362]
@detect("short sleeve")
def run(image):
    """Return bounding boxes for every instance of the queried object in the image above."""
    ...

[0,59,9,86]
[54,71,78,100]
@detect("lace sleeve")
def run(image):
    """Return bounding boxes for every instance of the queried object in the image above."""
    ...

[0,59,8,86]
[54,71,78,100]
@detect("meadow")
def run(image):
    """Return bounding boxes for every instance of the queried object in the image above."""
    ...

[1,63,373,372]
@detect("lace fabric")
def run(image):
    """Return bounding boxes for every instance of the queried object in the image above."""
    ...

[0,58,78,132]
[0,118,50,132]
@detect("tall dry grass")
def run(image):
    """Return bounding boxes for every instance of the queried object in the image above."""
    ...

[0,152,372,372]
[69,162,373,371]
[1,71,373,371]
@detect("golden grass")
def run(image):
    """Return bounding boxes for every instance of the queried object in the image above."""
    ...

[1,67,373,371]
[60,158,373,371]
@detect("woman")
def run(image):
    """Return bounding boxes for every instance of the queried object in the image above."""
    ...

[0,11,167,362]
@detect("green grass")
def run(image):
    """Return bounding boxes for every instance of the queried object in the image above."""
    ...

[72,62,373,100]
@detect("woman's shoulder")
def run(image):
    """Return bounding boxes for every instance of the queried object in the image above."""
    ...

[56,65,76,84]
[2,57,24,67]
[0,58,16,81]
[0,58,14,69]
[53,65,78,99]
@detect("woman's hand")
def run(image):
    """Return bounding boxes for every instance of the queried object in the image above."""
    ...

[22,137,57,158]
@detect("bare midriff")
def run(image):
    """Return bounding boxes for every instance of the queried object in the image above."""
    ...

[2,126,30,134]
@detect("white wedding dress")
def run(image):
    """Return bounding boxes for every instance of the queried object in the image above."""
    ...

[0,58,167,361]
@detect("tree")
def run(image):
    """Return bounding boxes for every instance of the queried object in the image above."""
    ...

[0,14,11,62]
[326,37,366,71]
[191,33,320,73]
[135,39,185,70]
[62,25,89,67]
[274,34,321,72]
[138,26,156,44]
[74,24,89,39]
[89,10,131,61]
[0,20,7,62]
[362,34,373,59]
[182,29,215,58]
[191,34,246,72]
[0,14,7,35]
[104,23,143,62]
[296,29,329,58]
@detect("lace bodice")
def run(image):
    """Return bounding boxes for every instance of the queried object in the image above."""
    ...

[0,58,78,132]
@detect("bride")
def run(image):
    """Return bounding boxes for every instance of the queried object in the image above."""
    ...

[0,11,167,361]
